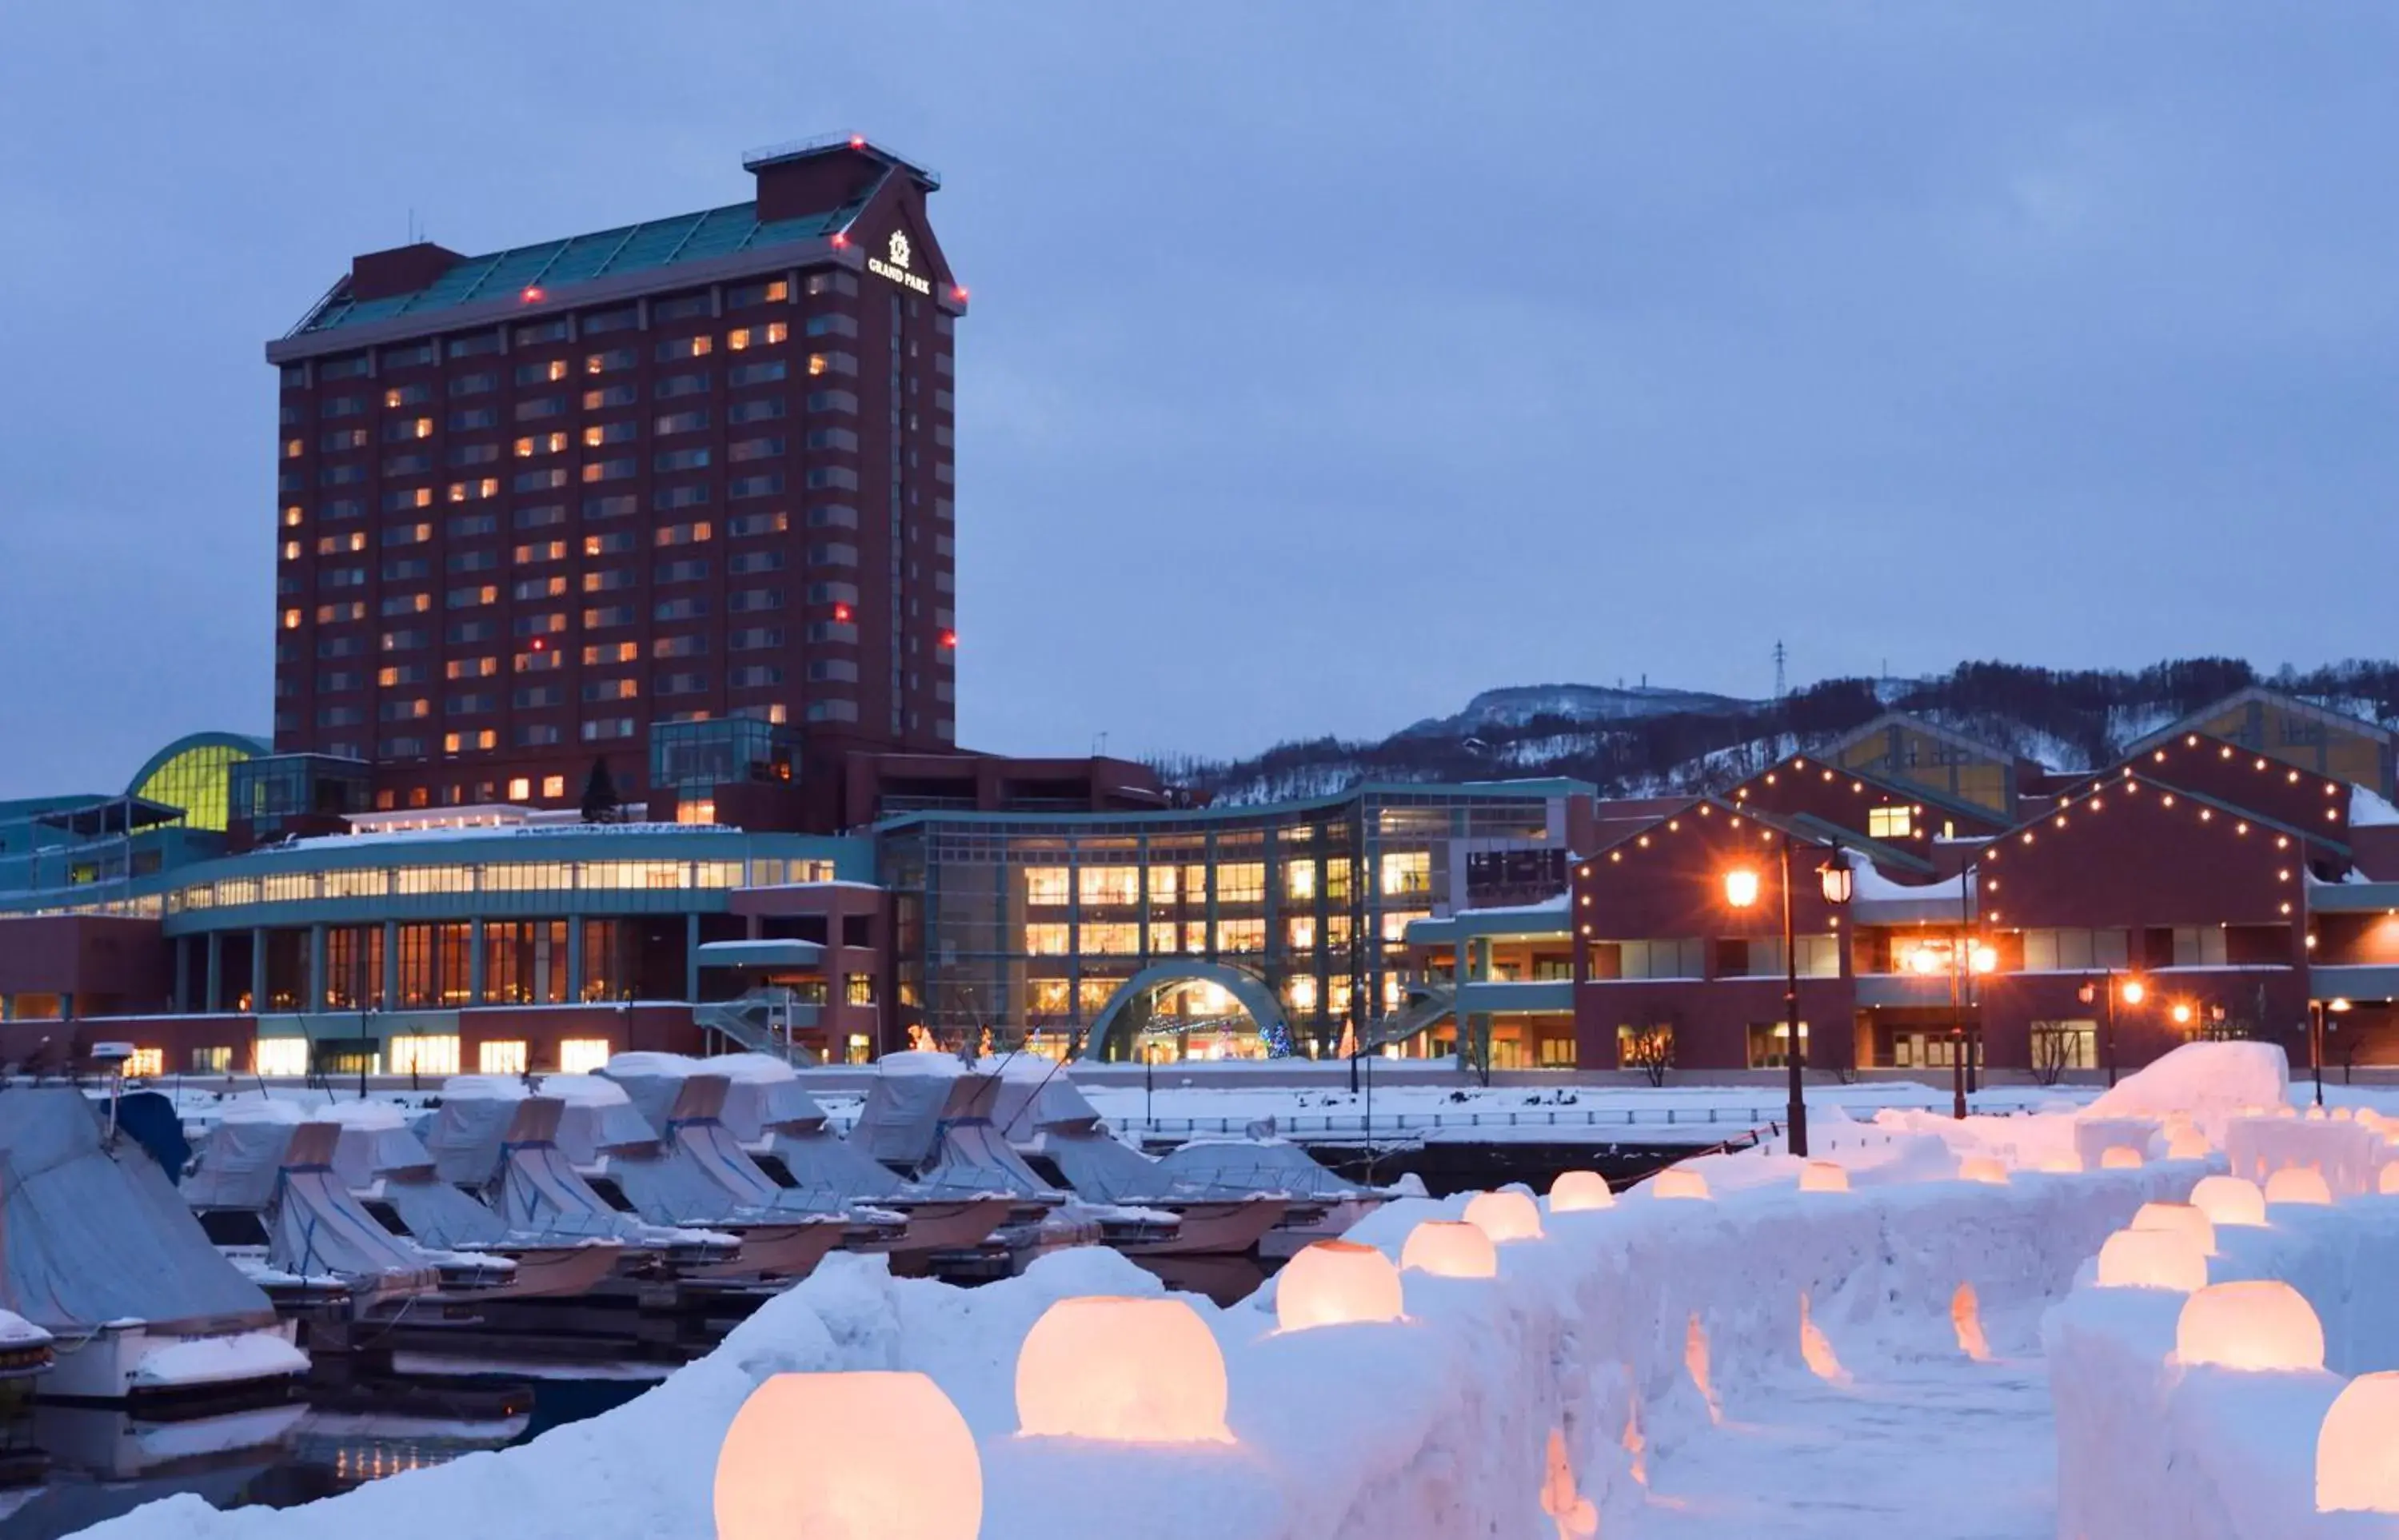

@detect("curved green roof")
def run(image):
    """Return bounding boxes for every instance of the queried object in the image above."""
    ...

[124,732,271,832]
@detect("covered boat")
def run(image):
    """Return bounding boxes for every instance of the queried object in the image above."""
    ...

[0,1089,305,1404]
[325,1102,623,1300]
[990,1063,1287,1255]
[1154,1135,1390,1258]
[183,1104,449,1317]
[541,1073,839,1281]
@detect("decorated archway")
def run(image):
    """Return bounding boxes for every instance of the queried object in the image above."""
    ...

[1078,961,1297,1062]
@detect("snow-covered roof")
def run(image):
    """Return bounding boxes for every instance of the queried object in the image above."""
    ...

[2352,784,2399,828]
[321,1100,409,1131]
[216,1098,312,1125]
[537,1074,635,1107]
[877,1050,972,1079]
[439,1074,531,1103]
[699,1052,800,1085]
[603,1051,702,1079]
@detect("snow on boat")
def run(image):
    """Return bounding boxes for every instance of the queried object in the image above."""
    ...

[1153,1135,1391,1258]
[0,1089,306,1405]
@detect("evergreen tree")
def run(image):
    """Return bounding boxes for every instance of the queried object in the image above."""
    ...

[579,756,620,824]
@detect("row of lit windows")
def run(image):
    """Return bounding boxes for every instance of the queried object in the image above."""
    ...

[1018,911,1419,957]
[249,1035,609,1079]
[1017,853,1427,908]
[166,855,838,913]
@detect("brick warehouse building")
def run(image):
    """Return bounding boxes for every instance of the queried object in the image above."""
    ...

[265,135,964,815]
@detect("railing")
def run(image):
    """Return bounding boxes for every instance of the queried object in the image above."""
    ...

[1112,1106,1789,1138]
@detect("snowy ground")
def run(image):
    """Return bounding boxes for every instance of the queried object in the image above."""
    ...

[1630,1350,2058,1539]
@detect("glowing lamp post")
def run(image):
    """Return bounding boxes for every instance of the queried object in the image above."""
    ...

[2174,1280,2325,1371]
[2079,972,2146,1087]
[1722,836,1850,1158]
[2316,1371,2399,1514]
[1462,1189,1545,1243]
[1275,1240,1404,1332]
[1015,1296,1232,1442]
[1401,1219,1499,1279]
[715,1371,981,1540]
[1549,1170,1616,1212]
[2189,1174,2269,1227]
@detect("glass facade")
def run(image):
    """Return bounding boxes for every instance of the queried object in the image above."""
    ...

[878,784,1571,1059]
[130,736,262,833]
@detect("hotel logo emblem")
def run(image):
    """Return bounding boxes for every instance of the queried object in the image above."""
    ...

[888,229,912,269]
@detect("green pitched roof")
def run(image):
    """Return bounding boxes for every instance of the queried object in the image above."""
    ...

[293,197,869,337]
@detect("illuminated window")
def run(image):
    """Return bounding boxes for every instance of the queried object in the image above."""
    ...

[1868,806,1914,840]
[541,775,565,798]
[122,1047,164,1079]
[389,1035,461,1076]
[727,322,788,350]
[130,736,257,832]
[675,799,718,826]
[1287,917,1316,950]
[1217,863,1267,904]
[1379,852,1431,897]
[1287,976,1319,1011]
[282,505,305,528]
[1024,924,1071,956]
[557,1038,612,1074]
[253,1038,309,1077]
[190,1046,234,1074]
[282,608,302,630]
[442,730,497,753]
[1077,866,1140,907]
[1082,923,1140,955]
[1287,863,1316,901]
[477,1039,529,1075]
[845,972,875,1005]
[1219,918,1266,952]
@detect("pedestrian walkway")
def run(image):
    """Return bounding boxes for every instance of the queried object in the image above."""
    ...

[1629,1354,2057,1539]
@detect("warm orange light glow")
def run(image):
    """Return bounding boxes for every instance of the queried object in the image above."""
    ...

[1401,1219,1499,1279]
[2100,1145,2144,1170]
[1798,1161,1850,1193]
[2166,1126,2211,1160]
[1952,1283,1991,1361]
[1798,1293,1849,1384]
[1651,1169,1712,1201]
[1549,1171,1616,1212]
[1685,1315,1721,1424]
[1015,1296,1232,1442]
[1723,868,1761,908]
[2379,1163,2399,1196]
[2034,1150,2084,1174]
[2317,1372,2399,1514]
[2095,1227,2209,1292]
[1463,1190,1545,1243]
[716,1371,980,1540]
[1958,1156,2009,1185]
[2176,1280,2325,1371]
[1275,1240,1404,1332]
[2170,1002,2193,1025]
[2117,977,2146,1005]
[2132,1201,2217,1257]
[1970,944,1998,975]
[2265,1167,2333,1206]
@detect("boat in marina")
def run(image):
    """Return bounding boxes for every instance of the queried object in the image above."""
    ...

[538,1074,843,1282]
[181,1105,455,1319]
[323,1103,625,1302]
[0,1090,308,1407]
[988,1065,1291,1256]
[628,1053,1012,1267]
[1152,1135,1392,1258]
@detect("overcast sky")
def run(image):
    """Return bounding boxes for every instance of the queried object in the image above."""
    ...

[3,4,2395,796]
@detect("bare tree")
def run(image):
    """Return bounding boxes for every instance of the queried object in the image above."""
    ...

[2030,1025,2075,1088]
[1622,1023,1675,1089]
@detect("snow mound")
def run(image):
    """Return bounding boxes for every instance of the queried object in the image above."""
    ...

[602,1051,701,1079]
[2085,1041,2289,1135]
[438,1075,529,1102]
[537,1074,635,1107]
[213,1099,310,1125]
[319,1100,409,1130]
[698,1053,800,1084]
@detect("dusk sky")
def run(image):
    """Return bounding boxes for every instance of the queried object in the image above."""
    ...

[4,5,2395,798]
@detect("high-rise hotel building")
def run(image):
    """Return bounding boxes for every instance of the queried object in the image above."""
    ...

[265,138,963,815]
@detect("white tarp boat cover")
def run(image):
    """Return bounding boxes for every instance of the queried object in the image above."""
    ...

[180,1103,310,1211]
[597,1052,704,1136]
[0,1089,281,1335]
[266,1124,440,1291]
[489,1099,651,1242]
[322,1102,426,1191]
[767,1126,907,1204]
[984,1059,1105,1140]
[1040,1131,1196,1206]
[916,1118,1060,1202]
[540,1077,662,1167]
[848,1057,993,1168]
[602,1075,808,1226]
[697,1054,831,1138]
[1155,1139,1371,1200]
[425,1078,529,1188]
[327,1108,543,1251]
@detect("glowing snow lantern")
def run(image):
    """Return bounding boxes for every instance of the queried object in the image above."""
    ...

[2100,1146,2145,1170]
[2095,1227,2209,1292]
[2191,1175,2269,1227]
[2175,1280,2325,1371]
[2380,1163,2399,1196]
[2333,1106,2357,1122]
[2266,1167,2333,1207]
[1275,1240,1404,1332]
[1651,1169,1712,1201]
[1400,1219,1498,1279]
[1959,1156,2009,1185]
[2315,1371,2399,1514]
[2305,1106,2329,1122]
[1014,1296,1232,1442]
[1463,1189,1545,1243]
[2035,1150,2084,1174]
[715,1371,980,1540]
[2131,1201,2217,1256]
[1549,1171,1616,1212]
[2166,1126,2211,1160]
[1798,1161,1850,1193]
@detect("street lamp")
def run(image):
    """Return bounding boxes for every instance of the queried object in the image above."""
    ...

[2308,997,2353,1108]
[2078,971,2146,1087]
[1951,938,1996,1119]
[1722,836,1850,1159]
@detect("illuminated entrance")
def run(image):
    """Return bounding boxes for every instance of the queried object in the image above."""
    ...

[1080,961,1296,1063]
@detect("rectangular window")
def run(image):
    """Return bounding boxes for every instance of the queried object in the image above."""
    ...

[654,409,710,436]
[805,351,857,377]
[515,359,570,385]
[446,584,498,608]
[729,588,784,612]
[449,373,497,397]
[655,596,711,621]
[655,372,710,398]
[733,473,788,499]
[1867,805,1914,840]
[728,550,784,575]
[448,512,498,538]
[655,485,710,510]
[728,398,785,425]
[447,549,499,573]
[728,360,787,387]
[806,389,858,414]
[513,503,566,530]
[580,458,636,484]
[583,605,636,628]
[513,541,567,565]
[727,322,788,350]
[585,493,638,521]
[728,511,788,537]
[583,384,637,411]
[557,1039,612,1074]
[580,717,637,741]
[729,627,784,651]
[655,559,710,583]
[654,447,712,473]
[477,1039,529,1075]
